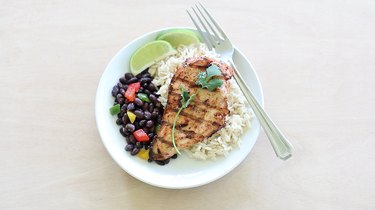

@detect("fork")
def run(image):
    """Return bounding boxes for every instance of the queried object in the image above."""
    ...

[187,3,293,160]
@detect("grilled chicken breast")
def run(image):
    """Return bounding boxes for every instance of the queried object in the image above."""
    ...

[150,57,234,161]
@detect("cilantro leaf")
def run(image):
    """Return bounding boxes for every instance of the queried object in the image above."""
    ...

[180,85,189,103]
[195,64,223,91]
[206,64,222,78]
[205,78,223,91]
[196,72,206,86]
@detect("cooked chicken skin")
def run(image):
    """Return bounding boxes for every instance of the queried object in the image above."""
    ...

[150,57,234,161]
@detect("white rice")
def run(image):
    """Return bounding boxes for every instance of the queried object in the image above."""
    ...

[150,43,253,160]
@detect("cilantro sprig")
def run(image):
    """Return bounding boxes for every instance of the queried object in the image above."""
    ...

[196,64,224,91]
[172,64,223,155]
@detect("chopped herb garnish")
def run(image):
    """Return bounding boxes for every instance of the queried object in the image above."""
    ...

[171,64,223,154]
[196,64,223,91]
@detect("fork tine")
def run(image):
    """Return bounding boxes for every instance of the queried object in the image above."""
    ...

[195,4,221,43]
[198,2,228,40]
[191,5,216,49]
[186,9,213,50]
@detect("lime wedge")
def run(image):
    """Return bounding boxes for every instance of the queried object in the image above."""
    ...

[130,40,177,75]
[157,29,200,48]
[156,29,200,40]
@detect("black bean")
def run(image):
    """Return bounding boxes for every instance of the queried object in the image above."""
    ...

[128,135,136,144]
[151,110,159,118]
[135,141,143,148]
[148,103,154,113]
[120,127,129,137]
[116,94,124,103]
[127,77,138,84]
[121,104,127,113]
[139,120,146,127]
[147,83,157,91]
[117,97,125,104]
[119,77,127,84]
[149,94,157,103]
[122,115,129,124]
[119,88,126,95]
[171,154,178,159]
[155,160,165,166]
[157,115,162,124]
[134,110,144,119]
[142,82,148,88]
[143,103,149,111]
[125,73,133,80]
[144,89,150,95]
[116,118,123,125]
[125,137,131,144]
[127,103,135,111]
[142,72,151,78]
[134,98,143,107]
[163,159,170,164]
[125,123,135,132]
[131,147,140,156]
[117,82,124,89]
[112,86,119,97]
[146,120,154,128]
[140,77,151,84]
[125,144,134,151]
[116,93,123,100]
[148,132,154,139]
[136,72,144,79]
[155,102,162,108]
[144,111,152,120]
[117,113,123,118]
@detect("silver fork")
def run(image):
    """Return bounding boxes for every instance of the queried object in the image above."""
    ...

[187,3,293,160]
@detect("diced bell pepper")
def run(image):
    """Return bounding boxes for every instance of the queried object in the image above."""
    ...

[137,93,151,102]
[127,111,136,123]
[133,129,150,142]
[124,82,141,102]
[136,148,149,160]
[109,104,121,115]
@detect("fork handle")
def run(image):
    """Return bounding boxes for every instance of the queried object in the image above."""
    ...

[229,60,293,160]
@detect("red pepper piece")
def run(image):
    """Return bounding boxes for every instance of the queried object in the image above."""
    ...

[133,129,150,142]
[124,82,141,102]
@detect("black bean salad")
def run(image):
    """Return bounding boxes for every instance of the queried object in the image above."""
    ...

[109,69,176,165]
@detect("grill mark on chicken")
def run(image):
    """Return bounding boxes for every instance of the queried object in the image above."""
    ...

[170,92,228,110]
[159,129,205,146]
[160,118,222,136]
[162,108,225,127]
[164,100,228,125]
[168,91,227,110]
[150,56,234,161]
[162,112,223,128]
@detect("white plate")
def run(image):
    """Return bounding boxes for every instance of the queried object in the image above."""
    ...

[95,27,264,189]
